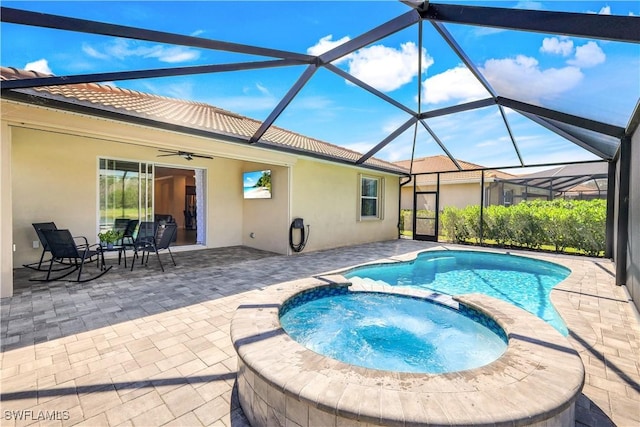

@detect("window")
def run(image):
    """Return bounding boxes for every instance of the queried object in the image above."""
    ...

[99,159,153,233]
[359,175,384,220]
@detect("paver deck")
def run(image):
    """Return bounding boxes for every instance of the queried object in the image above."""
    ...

[1,240,639,426]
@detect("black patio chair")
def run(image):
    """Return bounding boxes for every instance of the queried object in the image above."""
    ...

[126,221,156,262]
[31,229,110,282]
[113,218,130,234]
[130,222,177,272]
[24,222,75,272]
[120,219,139,246]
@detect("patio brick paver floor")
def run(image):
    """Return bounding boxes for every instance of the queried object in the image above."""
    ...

[1,240,639,426]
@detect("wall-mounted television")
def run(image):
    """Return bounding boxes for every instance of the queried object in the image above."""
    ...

[243,170,272,199]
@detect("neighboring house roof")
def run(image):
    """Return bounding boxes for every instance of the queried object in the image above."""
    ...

[517,162,608,179]
[494,162,608,193]
[394,155,515,185]
[0,66,408,175]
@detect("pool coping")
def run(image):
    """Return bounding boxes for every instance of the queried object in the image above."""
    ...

[231,249,586,426]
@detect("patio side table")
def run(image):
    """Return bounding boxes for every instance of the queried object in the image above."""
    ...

[97,244,127,270]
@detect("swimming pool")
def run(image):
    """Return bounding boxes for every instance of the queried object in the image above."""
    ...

[280,287,507,373]
[343,250,571,335]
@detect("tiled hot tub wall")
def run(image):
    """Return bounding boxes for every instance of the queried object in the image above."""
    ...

[231,275,584,427]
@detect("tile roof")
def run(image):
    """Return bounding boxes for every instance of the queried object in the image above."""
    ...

[0,66,408,175]
[394,155,515,184]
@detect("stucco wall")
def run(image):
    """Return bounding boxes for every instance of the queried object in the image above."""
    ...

[400,182,482,210]
[3,100,403,296]
[291,159,399,253]
[241,163,290,254]
[627,128,639,312]
[10,125,248,268]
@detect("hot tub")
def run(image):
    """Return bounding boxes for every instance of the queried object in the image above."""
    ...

[231,273,584,426]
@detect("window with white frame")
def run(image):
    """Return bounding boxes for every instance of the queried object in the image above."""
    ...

[359,175,384,220]
[99,158,153,233]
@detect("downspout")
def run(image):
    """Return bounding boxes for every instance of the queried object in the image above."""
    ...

[615,137,631,286]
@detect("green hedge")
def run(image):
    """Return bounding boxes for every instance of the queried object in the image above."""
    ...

[435,199,606,256]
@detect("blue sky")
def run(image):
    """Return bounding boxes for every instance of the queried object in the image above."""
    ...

[2,1,639,169]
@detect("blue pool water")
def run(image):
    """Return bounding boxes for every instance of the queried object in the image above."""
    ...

[343,250,571,335]
[280,288,508,373]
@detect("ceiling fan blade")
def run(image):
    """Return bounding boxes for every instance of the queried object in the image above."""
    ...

[156,150,212,160]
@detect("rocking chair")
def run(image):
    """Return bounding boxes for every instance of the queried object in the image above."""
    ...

[31,229,110,282]
[23,222,75,272]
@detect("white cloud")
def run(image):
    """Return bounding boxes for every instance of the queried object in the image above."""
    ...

[309,35,432,93]
[86,38,200,63]
[481,55,583,103]
[422,65,488,104]
[307,34,351,62]
[147,46,200,63]
[480,55,583,103]
[599,5,611,15]
[586,5,611,14]
[24,59,52,75]
[346,42,432,92]
[83,43,110,60]
[540,37,574,57]
[515,1,544,10]
[568,41,606,68]
[422,40,602,107]
[255,83,271,96]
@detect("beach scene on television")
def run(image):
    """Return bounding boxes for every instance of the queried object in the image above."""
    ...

[243,170,272,199]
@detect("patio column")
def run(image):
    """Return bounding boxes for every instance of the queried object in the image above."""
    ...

[1,121,13,298]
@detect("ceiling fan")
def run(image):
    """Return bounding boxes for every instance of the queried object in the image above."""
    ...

[157,149,213,161]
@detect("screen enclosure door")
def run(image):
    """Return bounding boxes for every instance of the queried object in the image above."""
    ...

[413,191,438,241]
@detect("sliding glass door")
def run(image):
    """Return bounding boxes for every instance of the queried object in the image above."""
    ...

[99,159,153,232]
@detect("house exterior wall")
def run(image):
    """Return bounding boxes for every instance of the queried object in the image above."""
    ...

[241,162,290,254]
[2,100,401,296]
[291,159,399,252]
[400,182,481,210]
[9,125,251,267]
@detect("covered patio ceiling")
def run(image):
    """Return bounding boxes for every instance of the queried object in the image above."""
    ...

[1,1,639,173]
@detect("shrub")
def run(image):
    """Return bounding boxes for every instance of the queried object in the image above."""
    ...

[484,205,513,246]
[462,205,483,242]
[431,199,606,256]
[440,206,469,243]
[510,202,546,249]
[570,199,606,256]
